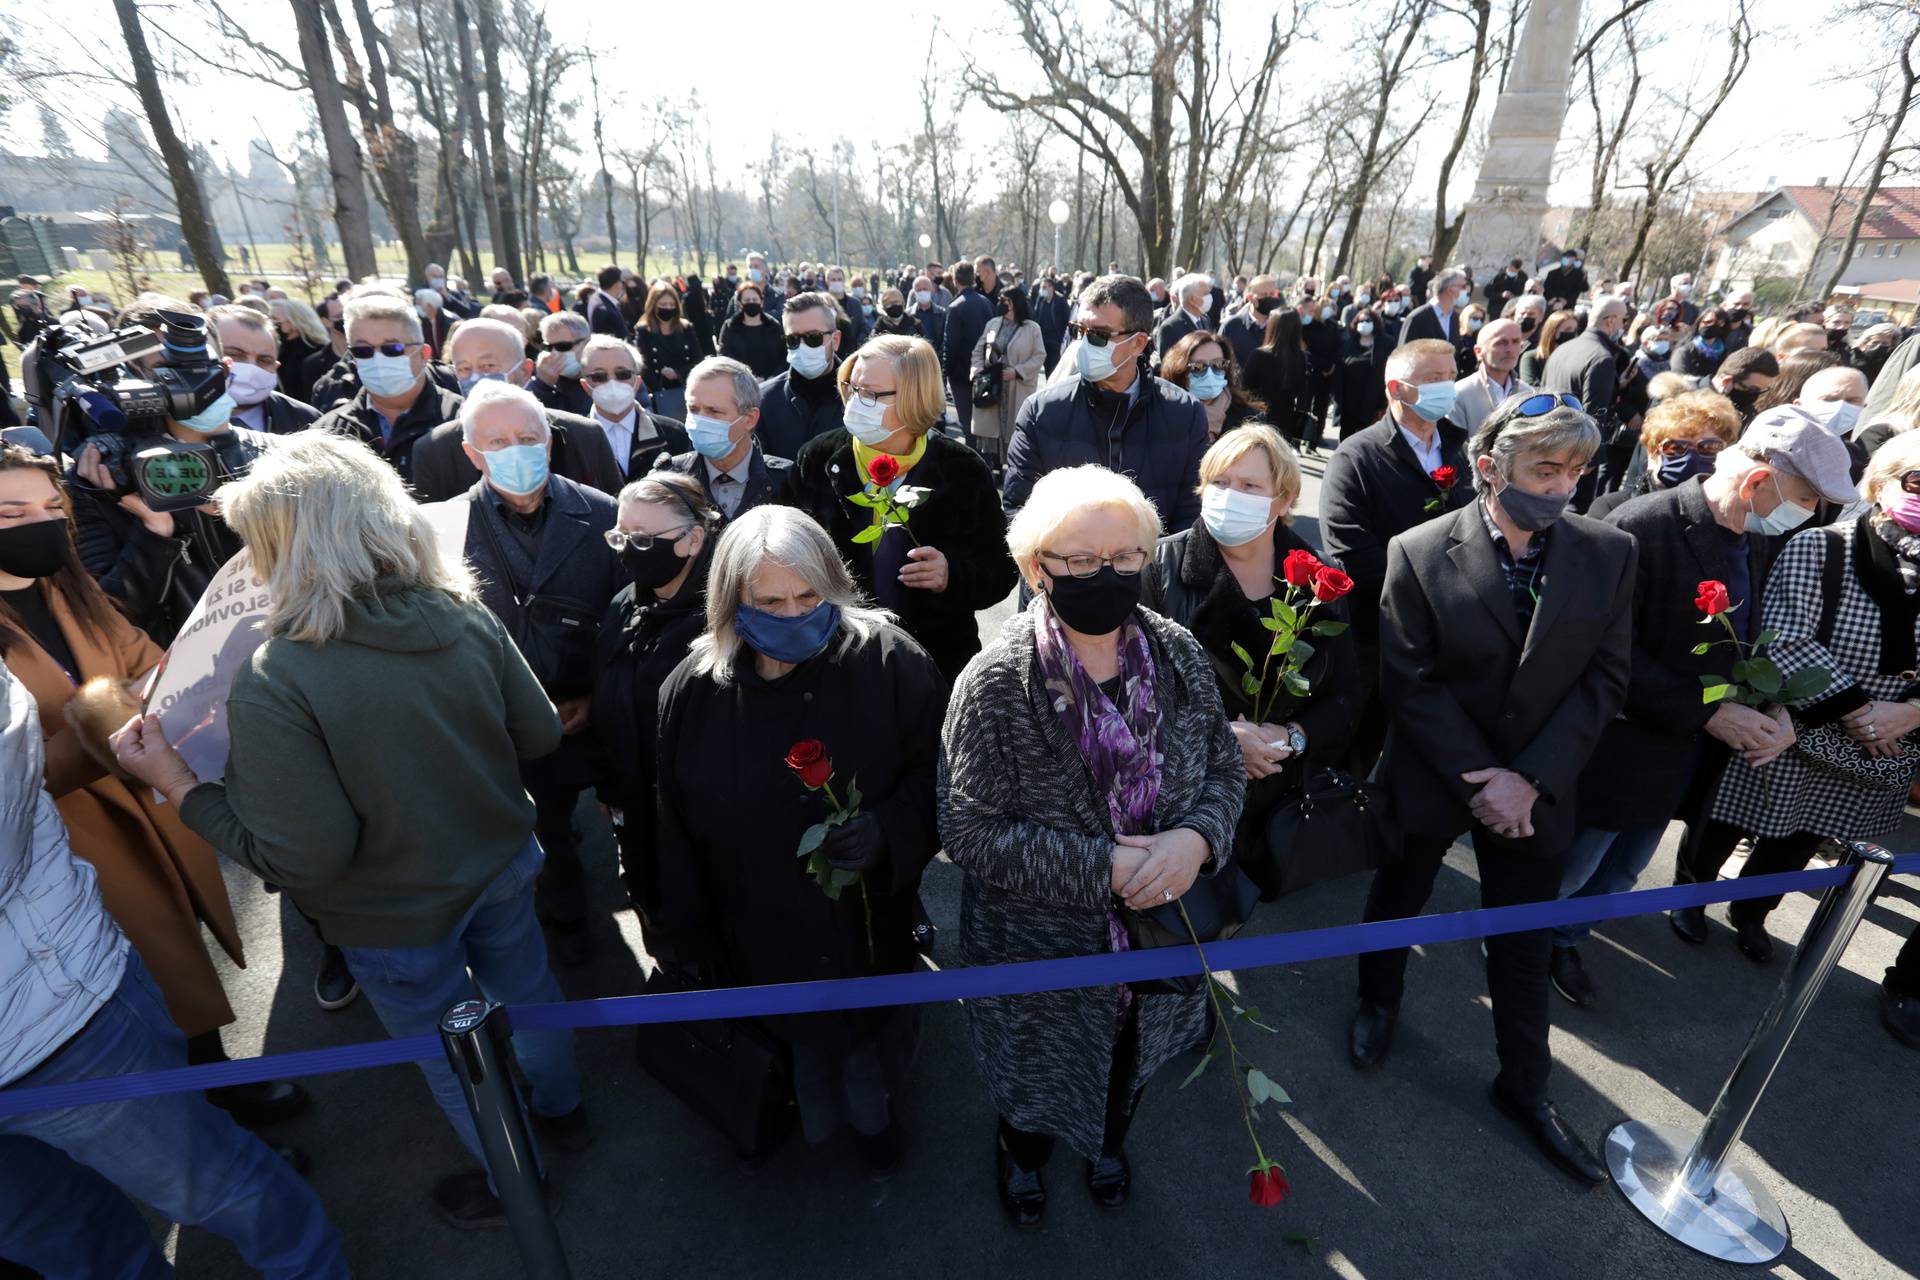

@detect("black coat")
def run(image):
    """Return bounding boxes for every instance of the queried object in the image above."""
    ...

[1305,317,1344,383]
[910,303,948,358]
[1401,302,1459,346]
[1408,263,1435,305]
[1542,265,1589,310]
[652,444,793,520]
[1483,270,1525,321]
[1242,344,1306,432]
[635,324,703,398]
[1219,307,1267,371]
[408,409,627,503]
[1001,371,1211,530]
[1672,339,1724,379]
[1333,333,1392,431]
[1033,294,1071,370]
[1576,479,1782,825]
[718,315,787,379]
[303,349,350,409]
[871,312,921,338]
[598,411,692,482]
[1152,310,1203,373]
[277,335,327,405]
[247,391,320,436]
[585,291,628,338]
[788,431,1018,684]
[654,624,945,1046]
[1378,501,1637,853]
[1318,415,1473,649]
[756,366,845,462]
[312,379,464,488]
[943,287,995,385]
[1542,329,1624,431]
[528,375,596,420]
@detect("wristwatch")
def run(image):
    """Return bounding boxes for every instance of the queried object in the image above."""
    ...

[1284,723,1308,756]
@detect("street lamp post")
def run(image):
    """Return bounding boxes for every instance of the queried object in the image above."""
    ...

[918,232,932,261]
[1048,199,1070,273]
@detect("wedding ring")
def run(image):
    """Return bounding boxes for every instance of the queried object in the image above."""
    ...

[1871,726,1880,738]
[1163,890,1174,902]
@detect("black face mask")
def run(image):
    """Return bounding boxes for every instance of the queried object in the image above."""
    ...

[618,538,690,592]
[0,519,71,580]
[1254,295,1278,314]
[1727,386,1763,420]
[884,303,904,318]
[1520,316,1538,335]
[658,309,678,321]
[741,302,763,317]
[1043,564,1142,636]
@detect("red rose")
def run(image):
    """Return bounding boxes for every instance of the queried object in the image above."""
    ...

[1694,580,1731,617]
[866,454,902,487]
[1431,465,1458,490]
[784,739,834,790]
[1282,548,1323,587]
[1311,565,1354,603]
[1249,1163,1290,1208]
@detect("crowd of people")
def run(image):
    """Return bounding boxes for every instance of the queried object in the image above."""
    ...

[2,236,1920,1276]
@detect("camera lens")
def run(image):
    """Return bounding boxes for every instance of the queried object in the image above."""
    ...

[137,448,215,501]
[154,309,211,360]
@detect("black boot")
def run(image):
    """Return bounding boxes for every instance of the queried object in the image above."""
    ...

[1087,1151,1130,1209]
[995,1136,1046,1228]
[1348,1000,1398,1069]
[1668,905,1708,945]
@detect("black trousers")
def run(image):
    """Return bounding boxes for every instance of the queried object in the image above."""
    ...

[1357,827,1564,1106]
[1346,648,1390,781]
[1889,922,1920,997]
[999,1004,1143,1168]
[525,769,589,931]
[1684,822,1825,927]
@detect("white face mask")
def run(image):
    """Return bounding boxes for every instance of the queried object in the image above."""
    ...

[842,395,893,446]
[591,379,637,417]
[226,361,279,407]
[1801,399,1862,437]
[915,290,933,305]
[1200,484,1277,547]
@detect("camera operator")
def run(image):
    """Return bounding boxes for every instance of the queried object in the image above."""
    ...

[214,306,319,436]
[66,297,276,645]
[311,288,464,487]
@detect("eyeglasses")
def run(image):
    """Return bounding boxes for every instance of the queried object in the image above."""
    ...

[348,341,421,360]
[1068,324,1138,347]
[783,331,833,350]
[1657,438,1728,459]
[1188,361,1227,375]
[1040,549,1149,578]
[1512,392,1584,418]
[604,526,690,552]
[847,387,898,407]
[585,368,635,384]
[544,339,580,353]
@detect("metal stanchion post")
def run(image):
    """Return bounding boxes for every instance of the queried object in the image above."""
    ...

[440,1000,572,1280]
[1606,842,1894,1264]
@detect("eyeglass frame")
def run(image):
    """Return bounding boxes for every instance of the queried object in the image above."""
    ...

[584,368,636,384]
[1656,437,1730,459]
[604,525,692,553]
[782,331,833,350]
[1066,323,1141,348]
[1039,549,1149,578]
[846,386,899,407]
[348,340,422,360]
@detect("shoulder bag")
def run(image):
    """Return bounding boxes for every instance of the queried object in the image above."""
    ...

[971,320,1012,408]
[1259,766,1397,898]
[1120,857,1262,997]
[632,963,794,1161]
[1791,528,1920,791]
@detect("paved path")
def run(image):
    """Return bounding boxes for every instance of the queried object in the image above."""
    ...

[173,452,1920,1278]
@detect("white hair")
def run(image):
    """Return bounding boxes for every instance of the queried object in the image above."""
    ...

[580,333,641,368]
[1434,268,1469,294]
[1512,294,1547,317]
[447,317,525,362]
[688,356,762,412]
[689,505,892,686]
[344,290,424,344]
[269,297,328,347]
[413,287,442,312]
[540,310,590,342]
[1171,272,1213,303]
[1005,465,1163,588]
[458,379,549,444]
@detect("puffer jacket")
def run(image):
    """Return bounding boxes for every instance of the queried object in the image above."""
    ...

[0,663,128,1086]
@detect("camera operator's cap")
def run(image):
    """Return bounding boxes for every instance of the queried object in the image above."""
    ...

[0,426,53,456]
[1742,405,1860,504]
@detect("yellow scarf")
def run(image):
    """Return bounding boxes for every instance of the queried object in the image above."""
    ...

[850,433,929,529]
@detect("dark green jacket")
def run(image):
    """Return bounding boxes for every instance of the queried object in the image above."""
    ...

[181,579,562,947]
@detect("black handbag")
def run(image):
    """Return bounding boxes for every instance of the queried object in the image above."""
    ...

[971,321,1012,407]
[1260,767,1395,898]
[632,966,793,1161]
[1119,859,1261,997]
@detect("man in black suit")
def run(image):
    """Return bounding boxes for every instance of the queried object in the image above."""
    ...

[528,311,598,419]
[1407,253,1436,305]
[584,265,629,338]
[1543,249,1589,312]
[653,355,793,520]
[942,261,995,436]
[1031,274,1072,373]
[1319,338,1477,772]
[575,335,691,482]
[1483,258,1527,323]
[1350,394,1635,1186]
[909,272,949,356]
[756,292,845,461]
[1152,272,1212,374]
[1220,274,1281,369]
[456,380,622,968]
[1401,267,1468,347]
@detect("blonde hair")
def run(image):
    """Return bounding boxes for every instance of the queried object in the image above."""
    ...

[1642,390,1742,453]
[269,297,328,347]
[221,431,476,644]
[1860,429,1920,507]
[1006,465,1163,588]
[1748,316,1789,352]
[838,335,945,435]
[1877,364,1920,434]
[688,505,893,686]
[1195,425,1301,526]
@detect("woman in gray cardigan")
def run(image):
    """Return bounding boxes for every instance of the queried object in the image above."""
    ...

[938,464,1244,1227]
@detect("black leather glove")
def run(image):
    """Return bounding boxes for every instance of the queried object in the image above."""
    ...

[821,811,886,873]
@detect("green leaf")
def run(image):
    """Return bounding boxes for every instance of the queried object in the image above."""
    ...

[846,777,863,810]
[1274,599,1299,627]
[1753,628,1781,649]
[796,823,829,859]
[1691,642,1712,655]
[850,524,884,544]
[1230,640,1255,670]
[1746,663,1782,696]
[1178,1051,1216,1090]
[1290,638,1315,666]
[830,868,861,889]
[1240,672,1262,698]
[1260,615,1283,632]
[1780,667,1833,701]
[1702,682,1733,704]
[1271,633,1296,657]
[1730,658,1755,685]
[1282,670,1311,696]
[1246,1067,1291,1106]
[1312,620,1348,636]
[845,491,879,509]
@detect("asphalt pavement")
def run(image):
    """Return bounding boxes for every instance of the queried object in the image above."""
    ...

[168,450,1920,1279]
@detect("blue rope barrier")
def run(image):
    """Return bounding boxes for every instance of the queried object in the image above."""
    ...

[2,857,1909,1120]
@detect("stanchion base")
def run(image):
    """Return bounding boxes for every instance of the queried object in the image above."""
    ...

[1605,1120,1789,1265]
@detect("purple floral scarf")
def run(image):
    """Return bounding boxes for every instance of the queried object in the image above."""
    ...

[1033,597,1165,836]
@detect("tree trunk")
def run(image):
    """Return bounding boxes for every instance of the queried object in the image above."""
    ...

[473,0,524,282]
[1825,27,1920,295]
[1332,0,1433,276]
[1429,0,1493,263]
[450,0,506,275]
[586,51,617,265]
[323,0,428,282]
[289,0,376,279]
[111,0,232,295]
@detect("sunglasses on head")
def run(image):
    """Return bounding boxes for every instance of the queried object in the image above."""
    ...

[348,341,419,360]
[1068,323,1137,347]
[783,331,832,350]
[585,368,635,384]
[1512,392,1584,418]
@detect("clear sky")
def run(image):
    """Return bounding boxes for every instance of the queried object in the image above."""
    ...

[4,0,1888,213]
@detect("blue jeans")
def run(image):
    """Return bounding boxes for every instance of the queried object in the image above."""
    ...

[0,954,347,1279]
[1554,822,1669,948]
[339,836,579,1166]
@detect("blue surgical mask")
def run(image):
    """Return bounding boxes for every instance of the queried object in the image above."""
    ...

[1695,337,1724,358]
[178,389,237,433]
[1076,335,1122,382]
[560,353,583,378]
[1200,484,1275,547]
[458,370,506,396]
[687,412,740,459]
[1357,293,1373,305]
[1649,341,1671,357]
[1188,369,1227,401]
[1301,311,1315,325]
[1409,380,1456,423]
[356,352,420,397]
[736,601,841,664]
[1745,475,1815,536]
[1357,321,1375,337]
[788,341,831,379]
[480,442,549,496]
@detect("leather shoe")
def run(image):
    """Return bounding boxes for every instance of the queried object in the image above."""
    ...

[432,1168,561,1231]
[1549,947,1596,1008]
[1668,905,1708,945]
[314,945,359,1011]
[1348,1001,1397,1069]
[1489,1086,1606,1185]
[1735,918,1775,965]
[208,1079,310,1127]
[1882,983,1920,1049]
[996,1141,1046,1228]
[1087,1151,1130,1208]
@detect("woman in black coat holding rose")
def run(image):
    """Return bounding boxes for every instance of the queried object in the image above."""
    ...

[653,504,946,1174]
[1143,426,1360,897]
[789,335,1019,685]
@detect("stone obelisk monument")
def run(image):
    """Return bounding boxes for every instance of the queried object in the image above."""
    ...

[1453,0,1583,282]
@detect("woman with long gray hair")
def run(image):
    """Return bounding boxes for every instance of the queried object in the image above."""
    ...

[652,503,946,1174]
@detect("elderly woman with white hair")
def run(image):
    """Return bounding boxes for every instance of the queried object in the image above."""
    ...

[938,465,1243,1226]
[652,504,945,1174]
[109,430,586,1229]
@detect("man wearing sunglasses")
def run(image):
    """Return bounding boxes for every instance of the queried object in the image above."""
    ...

[1356,394,1636,1186]
[1001,274,1209,532]
[312,289,465,489]
[756,292,846,462]
[574,334,690,480]
[528,311,597,419]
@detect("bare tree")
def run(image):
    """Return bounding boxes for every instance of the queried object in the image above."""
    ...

[586,48,618,264]
[1825,3,1920,294]
[1571,2,1646,251]
[322,0,430,280]
[472,0,524,282]
[286,0,377,278]
[1428,0,1494,263]
[919,27,962,263]
[1328,0,1442,275]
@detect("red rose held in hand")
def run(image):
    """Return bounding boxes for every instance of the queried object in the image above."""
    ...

[866,454,902,487]
[1311,565,1354,603]
[1249,1163,1290,1207]
[1431,465,1458,490]
[784,739,834,789]
[1282,548,1323,587]
[1695,579,1731,617]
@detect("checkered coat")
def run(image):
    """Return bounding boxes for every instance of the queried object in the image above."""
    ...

[1713,518,1920,839]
